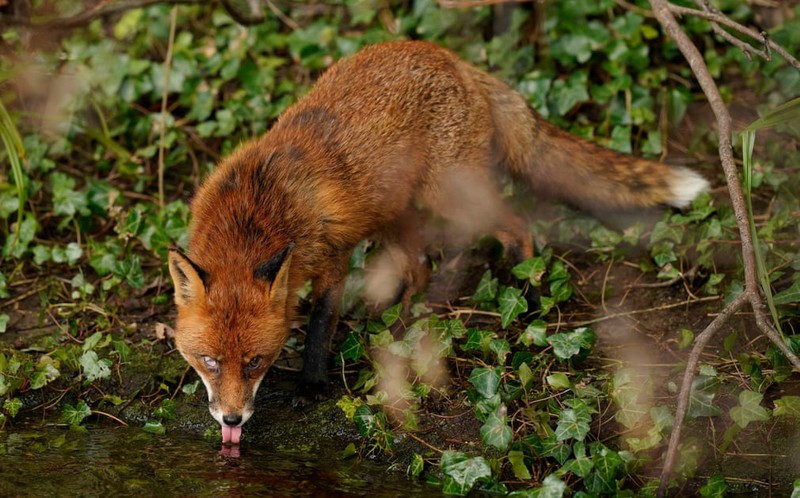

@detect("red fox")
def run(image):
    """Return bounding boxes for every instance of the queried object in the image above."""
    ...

[168,40,708,445]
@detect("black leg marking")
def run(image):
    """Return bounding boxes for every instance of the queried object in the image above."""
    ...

[294,288,336,407]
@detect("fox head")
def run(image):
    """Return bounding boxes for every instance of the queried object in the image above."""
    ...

[167,245,294,444]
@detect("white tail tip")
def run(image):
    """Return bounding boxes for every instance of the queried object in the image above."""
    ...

[667,167,710,208]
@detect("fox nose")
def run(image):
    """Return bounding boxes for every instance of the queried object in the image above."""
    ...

[222,413,242,426]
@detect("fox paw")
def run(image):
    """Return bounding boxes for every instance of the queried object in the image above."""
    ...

[292,380,329,408]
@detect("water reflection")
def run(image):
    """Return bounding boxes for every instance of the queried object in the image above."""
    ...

[0,421,440,497]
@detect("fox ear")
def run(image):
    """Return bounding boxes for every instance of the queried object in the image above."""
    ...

[254,244,294,303]
[168,249,208,307]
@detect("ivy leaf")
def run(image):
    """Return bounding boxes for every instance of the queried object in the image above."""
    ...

[498,286,527,329]
[381,303,402,327]
[463,328,493,353]
[153,399,176,420]
[354,404,376,437]
[439,450,492,496]
[774,279,800,305]
[479,408,512,451]
[517,362,534,389]
[699,475,728,498]
[143,420,166,434]
[687,373,722,418]
[546,372,571,390]
[774,395,800,418]
[511,257,546,286]
[79,350,112,382]
[3,397,22,418]
[586,443,624,494]
[507,450,531,480]
[61,400,91,426]
[561,441,593,478]
[537,474,568,498]
[730,390,769,429]
[548,332,580,361]
[518,320,548,347]
[555,408,591,441]
[469,367,501,399]
[472,270,498,303]
[340,333,365,362]
[489,338,510,364]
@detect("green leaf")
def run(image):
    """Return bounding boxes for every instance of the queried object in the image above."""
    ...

[587,443,624,494]
[699,475,728,498]
[409,453,424,477]
[340,332,365,362]
[83,331,105,351]
[561,441,593,478]
[381,303,402,327]
[774,395,800,418]
[687,373,722,418]
[546,373,571,390]
[354,404,376,437]
[463,328,493,353]
[678,328,695,349]
[79,350,112,382]
[469,367,501,399]
[519,320,548,347]
[538,474,568,497]
[439,450,492,496]
[508,450,531,480]
[143,420,166,435]
[498,286,528,329]
[555,408,591,441]
[0,314,8,333]
[548,332,580,361]
[774,278,800,305]
[512,257,546,285]
[517,362,534,389]
[479,408,512,451]
[472,270,498,303]
[3,397,22,418]
[61,401,91,426]
[153,399,176,420]
[730,390,769,428]
[489,338,511,364]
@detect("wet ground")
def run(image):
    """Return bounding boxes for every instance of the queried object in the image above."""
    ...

[0,419,444,497]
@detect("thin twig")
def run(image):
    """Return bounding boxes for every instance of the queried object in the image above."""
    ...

[438,0,533,8]
[0,0,204,29]
[658,292,746,494]
[669,2,800,69]
[0,0,270,29]
[555,295,720,329]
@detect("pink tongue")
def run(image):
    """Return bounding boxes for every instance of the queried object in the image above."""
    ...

[221,425,242,445]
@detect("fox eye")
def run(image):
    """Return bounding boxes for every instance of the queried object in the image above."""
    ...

[246,356,263,371]
[202,356,220,373]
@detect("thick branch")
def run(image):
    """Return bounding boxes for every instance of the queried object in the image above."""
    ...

[649,0,800,494]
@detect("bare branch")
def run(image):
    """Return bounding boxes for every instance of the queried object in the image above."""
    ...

[669,1,800,69]
[0,0,202,29]
[438,0,533,9]
[0,0,269,29]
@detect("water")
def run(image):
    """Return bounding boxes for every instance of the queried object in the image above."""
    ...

[0,421,441,497]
